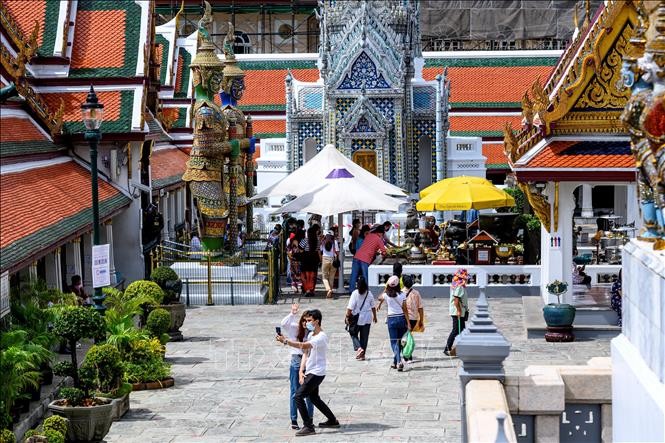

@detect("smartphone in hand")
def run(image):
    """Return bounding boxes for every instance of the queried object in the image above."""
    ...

[276,326,282,336]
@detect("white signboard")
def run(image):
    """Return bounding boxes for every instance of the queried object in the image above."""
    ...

[92,244,111,288]
[0,271,9,319]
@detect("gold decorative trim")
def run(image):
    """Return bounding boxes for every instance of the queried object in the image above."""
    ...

[518,182,552,233]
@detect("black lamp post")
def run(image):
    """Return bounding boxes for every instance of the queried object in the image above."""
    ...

[81,85,105,313]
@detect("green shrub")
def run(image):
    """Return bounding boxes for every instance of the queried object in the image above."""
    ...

[124,281,164,306]
[58,387,84,407]
[42,416,67,436]
[0,429,15,443]
[23,429,38,438]
[504,187,526,213]
[128,338,165,362]
[43,429,64,443]
[149,267,182,304]
[146,308,171,338]
[52,361,75,378]
[124,359,171,384]
[81,344,123,394]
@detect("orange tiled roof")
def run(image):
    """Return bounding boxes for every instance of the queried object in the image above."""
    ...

[524,140,634,169]
[252,119,286,135]
[0,160,122,249]
[0,117,47,142]
[151,148,188,189]
[3,0,46,47]
[71,9,127,70]
[450,115,522,137]
[41,91,122,122]
[243,69,319,106]
[482,143,509,168]
[423,66,554,106]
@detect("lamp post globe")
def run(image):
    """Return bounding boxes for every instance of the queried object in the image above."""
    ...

[81,85,106,313]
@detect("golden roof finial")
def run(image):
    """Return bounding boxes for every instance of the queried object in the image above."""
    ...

[583,0,591,29]
[573,2,579,31]
[174,0,185,36]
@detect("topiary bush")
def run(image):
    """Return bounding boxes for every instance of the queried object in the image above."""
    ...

[150,267,182,304]
[123,338,170,383]
[42,429,64,443]
[43,416,67,436]
[52,307,104,389]
[81,344,123,395]
[0,429,15,443]
[58,388,85,407]
[146,308,170,339]
[124,281,164,306]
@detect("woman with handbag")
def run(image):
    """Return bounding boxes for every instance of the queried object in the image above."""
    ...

[444,268,469,357]
[320,230,339,299]
[345,277,377,360]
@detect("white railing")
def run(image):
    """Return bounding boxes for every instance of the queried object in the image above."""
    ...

[368,264,541,296]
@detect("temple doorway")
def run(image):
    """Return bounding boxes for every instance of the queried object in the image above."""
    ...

[352,150,377,175]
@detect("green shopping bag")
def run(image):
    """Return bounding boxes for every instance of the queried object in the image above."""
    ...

[401,331,415,359]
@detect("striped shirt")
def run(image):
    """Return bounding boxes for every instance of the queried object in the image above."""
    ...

[354,232,387,264]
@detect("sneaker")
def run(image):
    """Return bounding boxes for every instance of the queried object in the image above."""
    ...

[444,349,450,356]
[397,363,404,372]
[295,427,315,436]
[291,421,299,430]
[355,347,364,357]
[318,420,340,428]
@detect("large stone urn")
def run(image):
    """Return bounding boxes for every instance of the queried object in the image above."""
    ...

[48,399,114,442]
[159,302,186,341]
[98,392,130,421]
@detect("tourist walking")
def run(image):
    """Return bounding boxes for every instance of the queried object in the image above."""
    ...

[445,269,469,356]
[296,225,321,297]
[287,234,302,292]
[280,304,314,429]
[277,309,340,436]
[402,275,423,364]
[378,276,411,371]
[349,224,386,292]
[320,230,339,298]
[345,277,377,360]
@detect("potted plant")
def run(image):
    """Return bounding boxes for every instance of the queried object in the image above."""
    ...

[23,415,68,443]
[145,308,171,344]
[542,280,576,342]
[124,338,173,391]
[48,307,114,442]
[82,344,131,421]
[150,268,186,341]
[123,280,165,328]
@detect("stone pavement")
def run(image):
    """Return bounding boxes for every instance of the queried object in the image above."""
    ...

[105,294,612,442]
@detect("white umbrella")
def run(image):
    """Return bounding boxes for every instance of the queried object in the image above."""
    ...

[274,168,405,217]
[253,144,405,200]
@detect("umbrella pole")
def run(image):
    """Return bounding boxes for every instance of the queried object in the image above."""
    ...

[336,212,346,295]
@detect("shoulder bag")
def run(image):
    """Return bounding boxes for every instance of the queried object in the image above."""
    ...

[346,293,368,335]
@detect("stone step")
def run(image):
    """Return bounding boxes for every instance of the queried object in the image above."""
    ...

[523,296,621,340]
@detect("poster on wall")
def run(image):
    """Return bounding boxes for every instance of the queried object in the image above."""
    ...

[92,244,110,288]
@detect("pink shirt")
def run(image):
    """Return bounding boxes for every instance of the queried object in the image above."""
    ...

[354,232,387,264]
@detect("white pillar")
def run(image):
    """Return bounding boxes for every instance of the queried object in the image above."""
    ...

[105,221,117,285]
[161,192,170,242]
[54,247,63,291]
[29,261,38,282]
[65,238,83,286]
[168,191,176,240]
[336,212,345,294]
[179,187,187,225]
[626,183,640,230]
[581,184,594,218]
[614,185,628,222]
[540,182,576,304]
[45,249,59,289]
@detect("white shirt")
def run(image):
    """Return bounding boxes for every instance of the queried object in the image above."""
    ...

[305,331,328,376]
[385,291,407,316]
[320,240,339,258]
[347,290,375,325]
[280,312,304,356]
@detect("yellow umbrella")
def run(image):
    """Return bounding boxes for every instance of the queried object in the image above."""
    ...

[419,175,494,198]
[416,178,515,211]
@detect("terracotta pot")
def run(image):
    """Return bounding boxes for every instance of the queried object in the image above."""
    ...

[131,377,175,391]
[48,399,113,442]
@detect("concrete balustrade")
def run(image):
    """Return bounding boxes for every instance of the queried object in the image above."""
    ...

[466,380,517,443]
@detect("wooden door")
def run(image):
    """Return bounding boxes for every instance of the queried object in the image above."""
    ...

[352,150,377,175]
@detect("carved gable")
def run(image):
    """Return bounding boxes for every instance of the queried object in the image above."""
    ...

[338,52,390,90]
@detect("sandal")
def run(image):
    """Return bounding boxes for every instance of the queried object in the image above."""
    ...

[390,364,397,369]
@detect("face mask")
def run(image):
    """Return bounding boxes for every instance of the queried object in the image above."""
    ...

[306,322,315,332]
